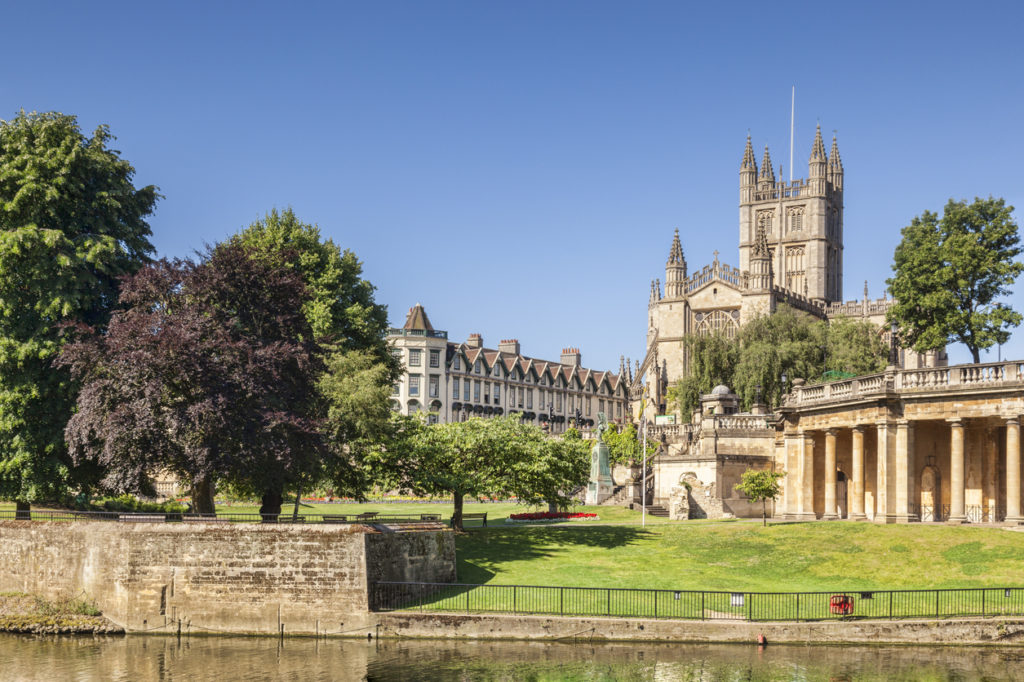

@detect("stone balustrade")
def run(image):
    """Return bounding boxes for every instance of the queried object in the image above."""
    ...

[783,361,1024,408]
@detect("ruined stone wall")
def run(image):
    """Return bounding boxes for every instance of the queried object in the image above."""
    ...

[0,521,454,634]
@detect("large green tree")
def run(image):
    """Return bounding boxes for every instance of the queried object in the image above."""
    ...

[375,415,589,530]
[887,197,1022,363]
[230,209,400,515]
[0,111,158,511]
[668,305,887,419]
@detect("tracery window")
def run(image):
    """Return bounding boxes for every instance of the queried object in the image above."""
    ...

[694,310,740,338]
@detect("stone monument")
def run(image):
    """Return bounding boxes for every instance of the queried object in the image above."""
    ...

[585,412,615,505]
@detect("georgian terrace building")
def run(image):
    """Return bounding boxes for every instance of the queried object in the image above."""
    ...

[388,304,630,432]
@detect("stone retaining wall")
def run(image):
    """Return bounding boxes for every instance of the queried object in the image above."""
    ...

[0,521,454,634]
[375,611,1024,646]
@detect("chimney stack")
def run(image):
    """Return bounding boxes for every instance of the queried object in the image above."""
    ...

[498,339,520,355]
[466,333,483,349]
[560,347,581,367]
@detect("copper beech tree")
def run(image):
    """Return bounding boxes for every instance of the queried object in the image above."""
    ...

[59,245,326,515]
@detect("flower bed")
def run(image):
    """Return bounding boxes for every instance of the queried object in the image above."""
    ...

[506,511,599,524]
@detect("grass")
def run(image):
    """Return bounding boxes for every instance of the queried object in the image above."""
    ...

[453,521,1024,591]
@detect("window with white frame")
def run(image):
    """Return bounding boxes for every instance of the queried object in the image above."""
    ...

[429,350,440,368]
[408,349,421,367]
[409,376,420,396]
[474,380,481,402]
[392,383,400,396]
[464,379,471,401]
[586,397,591,415]
[453,380,459,400]
[494,385,500,403]
[526,390,533,409]
[556,393,562,410]
[428,375,439,398]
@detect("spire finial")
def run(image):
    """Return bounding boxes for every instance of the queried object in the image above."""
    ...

[758,146,775,181]
[741,134,757,170]
[810,124,827,161]
[829,133,843,172]
[667,228,685,265]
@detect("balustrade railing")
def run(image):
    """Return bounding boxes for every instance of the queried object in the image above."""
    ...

[785,360,1023,407]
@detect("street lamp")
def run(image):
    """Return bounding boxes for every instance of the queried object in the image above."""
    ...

[888,320,899,367]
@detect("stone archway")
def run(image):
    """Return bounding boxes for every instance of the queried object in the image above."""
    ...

[920,463,941,522]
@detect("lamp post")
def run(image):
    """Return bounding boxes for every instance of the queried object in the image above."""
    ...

[888,320,899,367]
[779,372,787,408]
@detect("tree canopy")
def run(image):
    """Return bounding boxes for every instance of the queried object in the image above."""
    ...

[374,415,590,530]
[887,197,1022,363]
[60,245,325,514]
[668,305,887,419]
[0,111,158,508]
[734,468,785,526]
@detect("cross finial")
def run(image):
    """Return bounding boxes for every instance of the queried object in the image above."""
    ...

[713,249,720,263]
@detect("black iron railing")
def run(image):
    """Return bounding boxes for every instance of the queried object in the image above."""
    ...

[0,510,445,525]
[371,582,1024,622]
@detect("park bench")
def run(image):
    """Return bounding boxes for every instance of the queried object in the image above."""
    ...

[419,513,441,521]
[183,514,230,523]
[322,514,349,524]
[453,512,487,527]
[118,513,165,523]
[355,511,379,522]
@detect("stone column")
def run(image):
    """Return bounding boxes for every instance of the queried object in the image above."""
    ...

[1007,417,1023,525]
[822,429,839,520]
[948,418,967,524]
[850,426,867,521]
[895,420,919,523]
[876,421,893,523]
[797,431,817,520]
[783,431,801,519]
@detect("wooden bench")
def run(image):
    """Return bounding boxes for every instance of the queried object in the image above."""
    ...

[454,512,487,527]
[118,513,165,523]
[322,514,349,524]
[419,513,441,521]
[355,512,379,521]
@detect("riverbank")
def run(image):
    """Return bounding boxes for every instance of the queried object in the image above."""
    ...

[374,611,1024,646]
[0,594,123,635]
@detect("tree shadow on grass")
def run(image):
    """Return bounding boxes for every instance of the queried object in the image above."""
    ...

[455,525,657,583]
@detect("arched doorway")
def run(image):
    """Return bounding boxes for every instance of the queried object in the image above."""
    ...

[836,470,848,519]
[920,461,941,522]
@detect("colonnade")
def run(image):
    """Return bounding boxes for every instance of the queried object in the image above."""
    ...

[782,416,1023,524]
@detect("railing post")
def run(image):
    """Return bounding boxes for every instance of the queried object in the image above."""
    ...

[889,592,893,620]
[607,589,611,616]
[466,587,470,613]
[982,589,986,616]
[560,587,564,616]
[936,590,940,618]
[701,592,705,620]
[796,593,799,621]
[513,585,517,614]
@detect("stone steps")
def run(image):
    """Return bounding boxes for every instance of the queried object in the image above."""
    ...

[645,504,670,518]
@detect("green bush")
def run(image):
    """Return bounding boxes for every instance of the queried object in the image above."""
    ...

[78,494,186,514]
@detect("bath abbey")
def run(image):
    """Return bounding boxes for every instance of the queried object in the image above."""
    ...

[627,127,1023,525]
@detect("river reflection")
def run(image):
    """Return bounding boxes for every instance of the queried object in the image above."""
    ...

[2,634,1023,681]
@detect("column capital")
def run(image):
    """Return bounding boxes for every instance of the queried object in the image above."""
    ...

[897,419,913,427]
[1006,416,1021,427]
[851,424,866,434]
[875,419,893,428]
[825,427,839,437]
[947,417,964,426]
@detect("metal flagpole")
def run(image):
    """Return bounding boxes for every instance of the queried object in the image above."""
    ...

[789,86,795,184]
[640,415,647,527]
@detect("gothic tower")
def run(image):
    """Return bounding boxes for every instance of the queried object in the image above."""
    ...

[738,125,844,303]
[664,228,687,298]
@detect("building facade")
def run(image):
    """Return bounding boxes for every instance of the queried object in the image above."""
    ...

[389,304,630,433]
[636,126,946,420]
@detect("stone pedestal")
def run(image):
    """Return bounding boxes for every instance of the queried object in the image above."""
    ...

[585,441,614,505]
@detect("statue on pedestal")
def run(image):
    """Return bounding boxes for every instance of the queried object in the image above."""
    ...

[585,412,615,505]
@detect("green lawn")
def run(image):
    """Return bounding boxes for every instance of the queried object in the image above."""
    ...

[453,521,1024,591]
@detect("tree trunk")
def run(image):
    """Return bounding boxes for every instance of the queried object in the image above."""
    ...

[291,488,302,522]
[452,491,464,531]
[548,500,558,513]
[191,478,216,515]
[971,347,981,364]
[260,489,283,523]
[15,500,30,520]
[762,499,767,527]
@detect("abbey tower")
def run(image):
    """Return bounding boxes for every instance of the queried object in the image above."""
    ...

[633,126,943,421]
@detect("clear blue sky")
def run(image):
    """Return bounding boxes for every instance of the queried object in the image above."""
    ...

[4,1,1023,370]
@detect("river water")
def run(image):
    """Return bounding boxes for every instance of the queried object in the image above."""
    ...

[2,635,1023,681]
